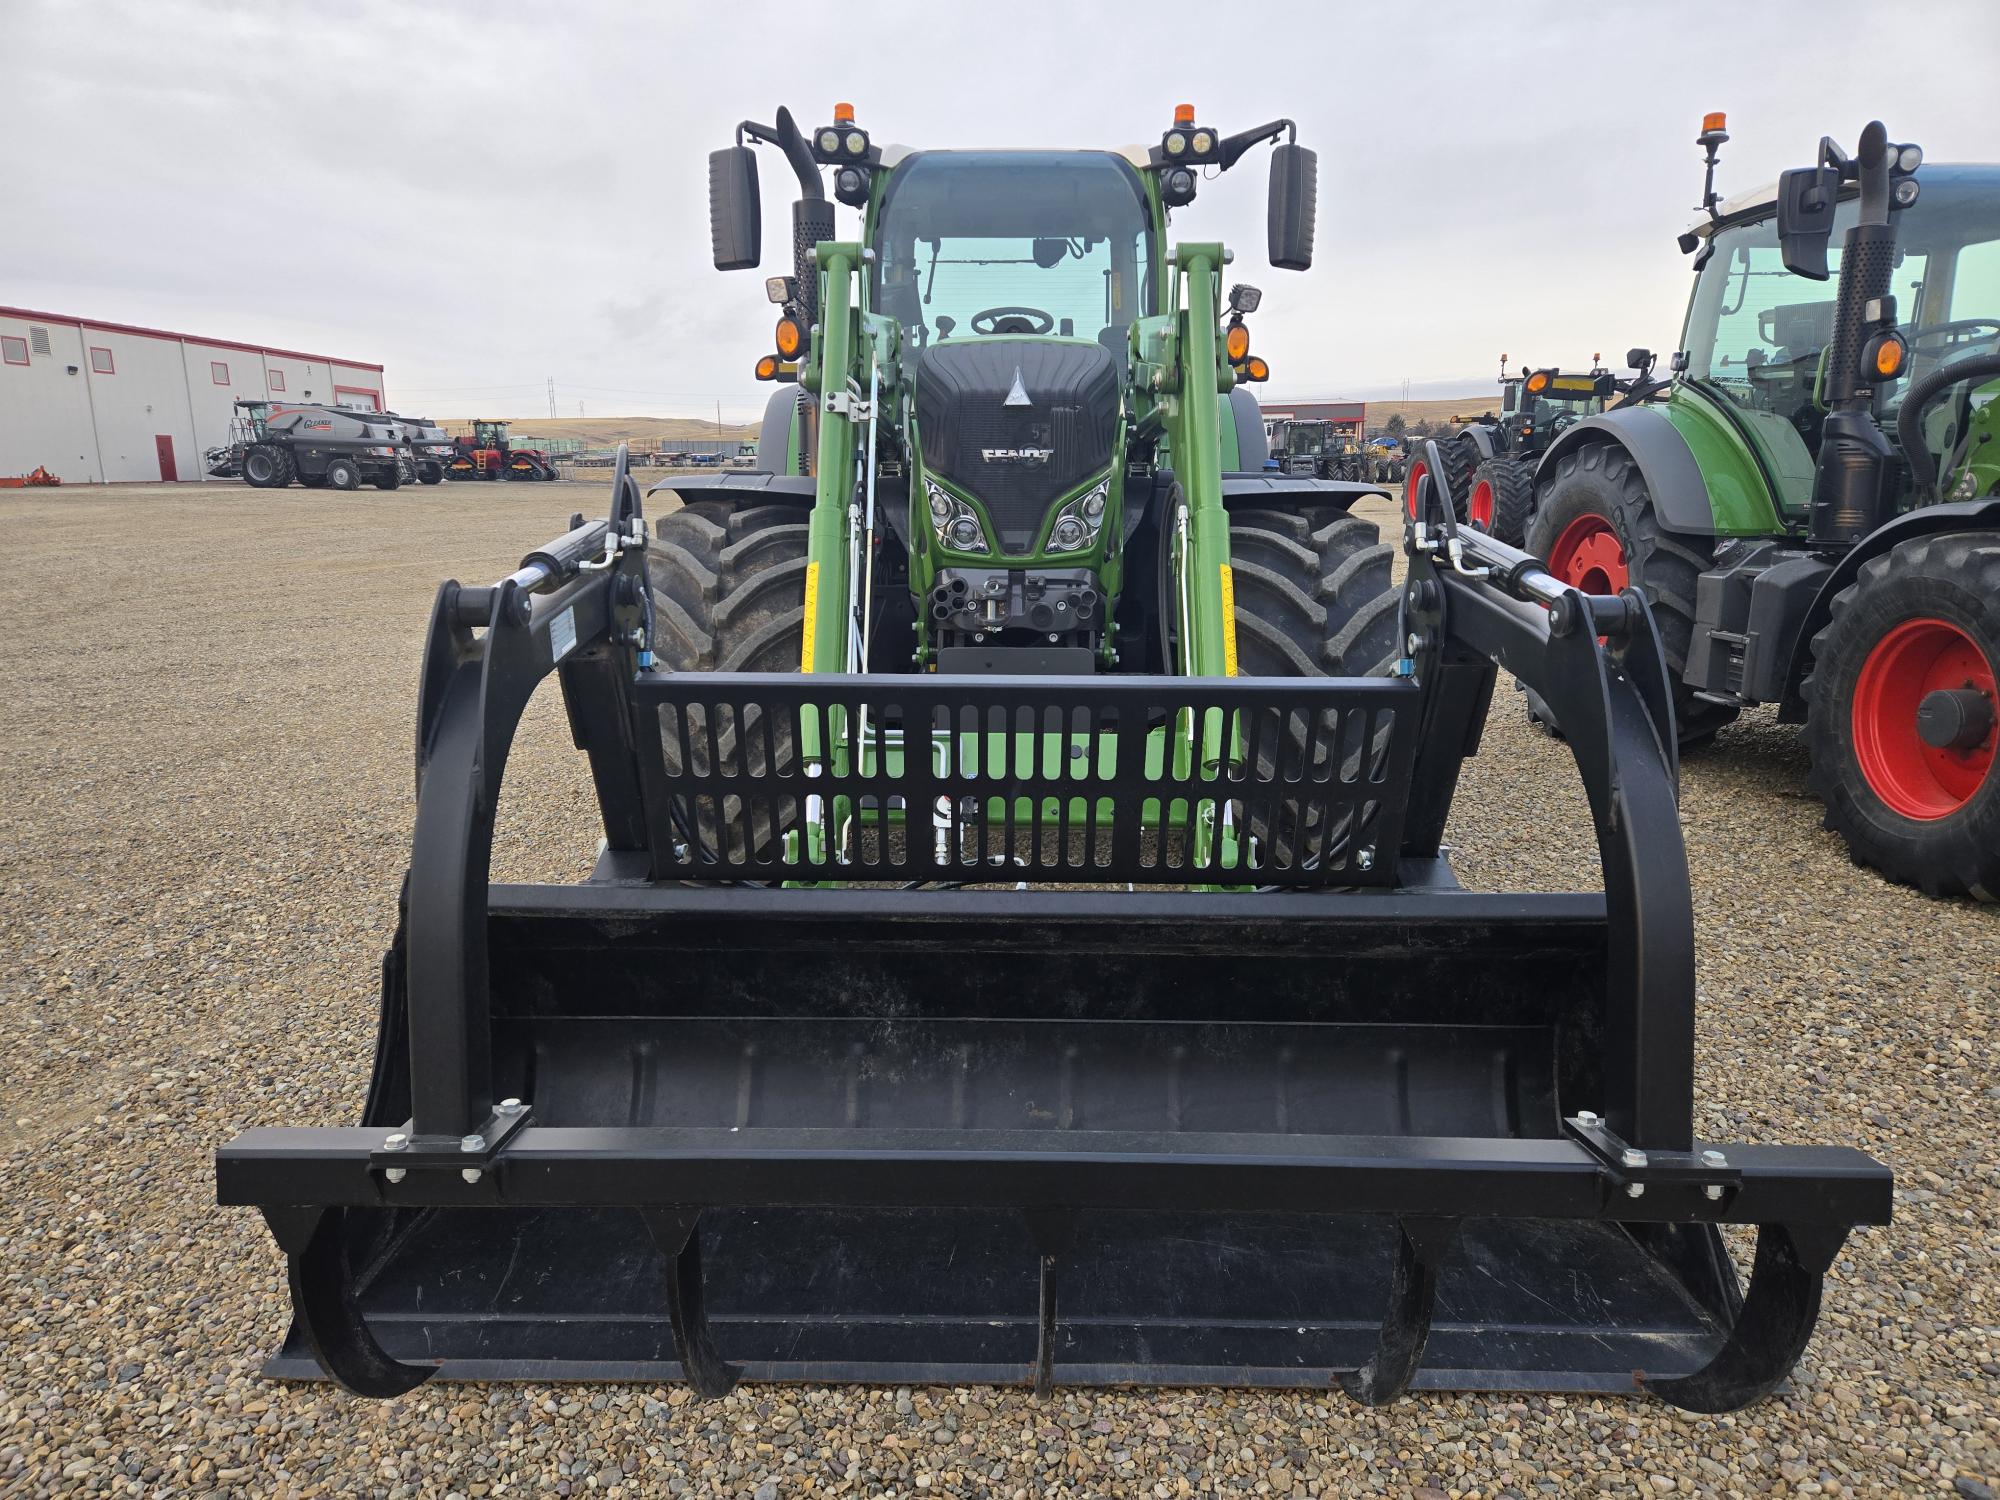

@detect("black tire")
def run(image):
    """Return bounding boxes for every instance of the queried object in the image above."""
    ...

[1802,531,2000,900]
[1227,508,1402,872]
[373,466,402,491]
[418,462,444,485]
[242,445,290,488]
[324,457,361,491]
[649,501,812,862]
[1524,441,1739,746]
[1404,432,1478,522]
[1468,457,1537,546]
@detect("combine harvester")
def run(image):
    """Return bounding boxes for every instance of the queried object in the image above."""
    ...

[217,103,1890,1411]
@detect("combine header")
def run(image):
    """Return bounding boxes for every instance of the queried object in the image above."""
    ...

[217,103,1890,1410]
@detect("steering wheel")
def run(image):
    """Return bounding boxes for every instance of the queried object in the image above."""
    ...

[970,305,1056,336]
[1908,319,2000,352]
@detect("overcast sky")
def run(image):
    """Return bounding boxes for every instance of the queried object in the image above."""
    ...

[6,1,1994,420]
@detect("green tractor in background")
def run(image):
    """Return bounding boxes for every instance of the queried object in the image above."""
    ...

[1517,116,2000,900]
[1448,352,1662,546]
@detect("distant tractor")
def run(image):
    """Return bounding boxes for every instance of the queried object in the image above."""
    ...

[1455,354,1664,544]
[1272,418,1371,480]
[447,420,561,481]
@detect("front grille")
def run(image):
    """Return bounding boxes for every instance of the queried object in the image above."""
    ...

[915,342,1120,552]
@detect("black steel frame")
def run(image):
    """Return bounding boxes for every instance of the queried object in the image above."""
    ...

[215,452,1892,1413]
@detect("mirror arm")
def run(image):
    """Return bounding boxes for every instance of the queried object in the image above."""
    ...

[1218,118,1295,172]
[738,111,824,201]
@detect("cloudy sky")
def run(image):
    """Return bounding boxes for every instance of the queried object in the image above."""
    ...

[6,0,1993,420]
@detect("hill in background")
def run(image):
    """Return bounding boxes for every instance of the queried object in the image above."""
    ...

[439,416,759,446]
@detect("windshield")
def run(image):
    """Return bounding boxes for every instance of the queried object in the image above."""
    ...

[873,151,1155,350]
[1682,171,2000,429]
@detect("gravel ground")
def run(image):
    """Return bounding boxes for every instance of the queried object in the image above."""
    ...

[1,481,1994,1498]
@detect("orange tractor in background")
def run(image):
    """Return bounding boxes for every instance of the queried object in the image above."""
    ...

[446,420,561,481]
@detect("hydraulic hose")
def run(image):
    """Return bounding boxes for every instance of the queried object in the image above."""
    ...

[1897,353,2000,494]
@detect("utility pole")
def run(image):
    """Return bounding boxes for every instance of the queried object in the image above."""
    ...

[547,378,556,419]
[578,401,585,418]
[715,399,722,450]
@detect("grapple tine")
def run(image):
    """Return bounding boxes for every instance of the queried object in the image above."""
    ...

[1645,1224,1843,1414]
[265,1207,434,1399]
[642,1209,742,1400]
[1025,1208,1079,1398]
[1338,1217,1458,1406]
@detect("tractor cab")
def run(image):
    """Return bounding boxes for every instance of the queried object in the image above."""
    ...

[229,399,273,445]
[1678,162,2000,519]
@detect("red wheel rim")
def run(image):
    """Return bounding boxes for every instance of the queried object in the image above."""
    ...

[1468,477,1494,529]
[1404,458,1427,519]
[1547,513,1629,594]
[1851,616,1996,820]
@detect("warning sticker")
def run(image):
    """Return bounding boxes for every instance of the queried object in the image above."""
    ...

[549,606,577,664]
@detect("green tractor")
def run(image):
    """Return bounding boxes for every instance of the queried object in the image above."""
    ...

[1448,352,1659,546]
[217,102,1891,1413]
[1516,117,1999,900]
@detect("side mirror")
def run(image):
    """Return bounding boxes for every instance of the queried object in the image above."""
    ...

[1626,347,1652,372]
[708,146,762,271]
[1775,165,1839,280]
[1267,143,1317,271]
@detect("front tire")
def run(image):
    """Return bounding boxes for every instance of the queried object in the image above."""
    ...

[373,466,402,491]
[1404,433,1478,522]
[242,446,290,488]
[1803,531,1999,900]
[418,462,444,485]
[1524,441,1738,746]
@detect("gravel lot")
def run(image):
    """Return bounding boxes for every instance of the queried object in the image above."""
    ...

[1,480,1994,1498]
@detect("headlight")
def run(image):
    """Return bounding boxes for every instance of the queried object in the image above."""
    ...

[1045,479,1110,554]
[818,130,839,153]
[845,132,866,155]
[1191,130,1214,155]
[1165,132,1186,156]
[925,479,989,552]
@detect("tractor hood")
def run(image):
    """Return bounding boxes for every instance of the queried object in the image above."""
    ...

[913,338,1121,554]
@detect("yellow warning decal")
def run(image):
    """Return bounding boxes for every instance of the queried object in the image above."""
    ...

[1219,563,1239,677]
[800,561,820,673]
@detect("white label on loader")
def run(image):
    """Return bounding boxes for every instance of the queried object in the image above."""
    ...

[549,607,577,664]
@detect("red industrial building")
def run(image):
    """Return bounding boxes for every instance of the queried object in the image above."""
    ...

[1259,399,1368,442]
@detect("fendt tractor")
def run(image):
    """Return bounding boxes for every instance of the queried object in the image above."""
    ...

[447,419,562,481]
[1436,351,1665,546]
[1270,417,1372,482]
[1507,117,1998,899]
[218,103,1889,1414]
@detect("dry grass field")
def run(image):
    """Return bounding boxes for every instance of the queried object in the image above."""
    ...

[0,478,1992,1497]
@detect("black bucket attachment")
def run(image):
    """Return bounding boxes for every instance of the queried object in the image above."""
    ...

[217,461,1889,1411]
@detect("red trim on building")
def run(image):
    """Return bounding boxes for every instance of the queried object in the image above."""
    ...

[211,361,230,385]
[0,305,385,373]
[268,369,286,392]
[0,335,26,367]
[333,384,381,411]
[90,346,116,375]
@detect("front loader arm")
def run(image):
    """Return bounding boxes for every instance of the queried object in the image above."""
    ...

[799,240,865,678]
[1159,243,1239,680]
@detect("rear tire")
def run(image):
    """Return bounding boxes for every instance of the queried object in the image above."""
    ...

[1803,531,2000,900]
[418,462,444,485]
[324,457,360,491]
[373,467,402,491]
[1468,457,1536,546]
[1524,441,1738,746]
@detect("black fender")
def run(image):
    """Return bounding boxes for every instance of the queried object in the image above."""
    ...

[644,472,817,509]
[1458,422,1500,464]
[1218,474,1386,510]
[1781,497,2000,710]
[1534,406,1714,535]
[753,387,804,474]
[1225,386,1270,471]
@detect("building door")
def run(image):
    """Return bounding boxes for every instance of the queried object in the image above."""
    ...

[155,435,178,482]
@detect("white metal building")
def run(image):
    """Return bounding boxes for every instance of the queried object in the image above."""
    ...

[0,306,387,484]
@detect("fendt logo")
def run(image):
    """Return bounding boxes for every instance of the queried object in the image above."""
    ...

[981,448,1054,464]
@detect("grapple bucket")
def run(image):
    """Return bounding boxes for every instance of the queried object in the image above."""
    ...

[217,475,1889,1412]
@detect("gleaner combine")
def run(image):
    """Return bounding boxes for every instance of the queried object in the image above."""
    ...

[217,103,1890,1410]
